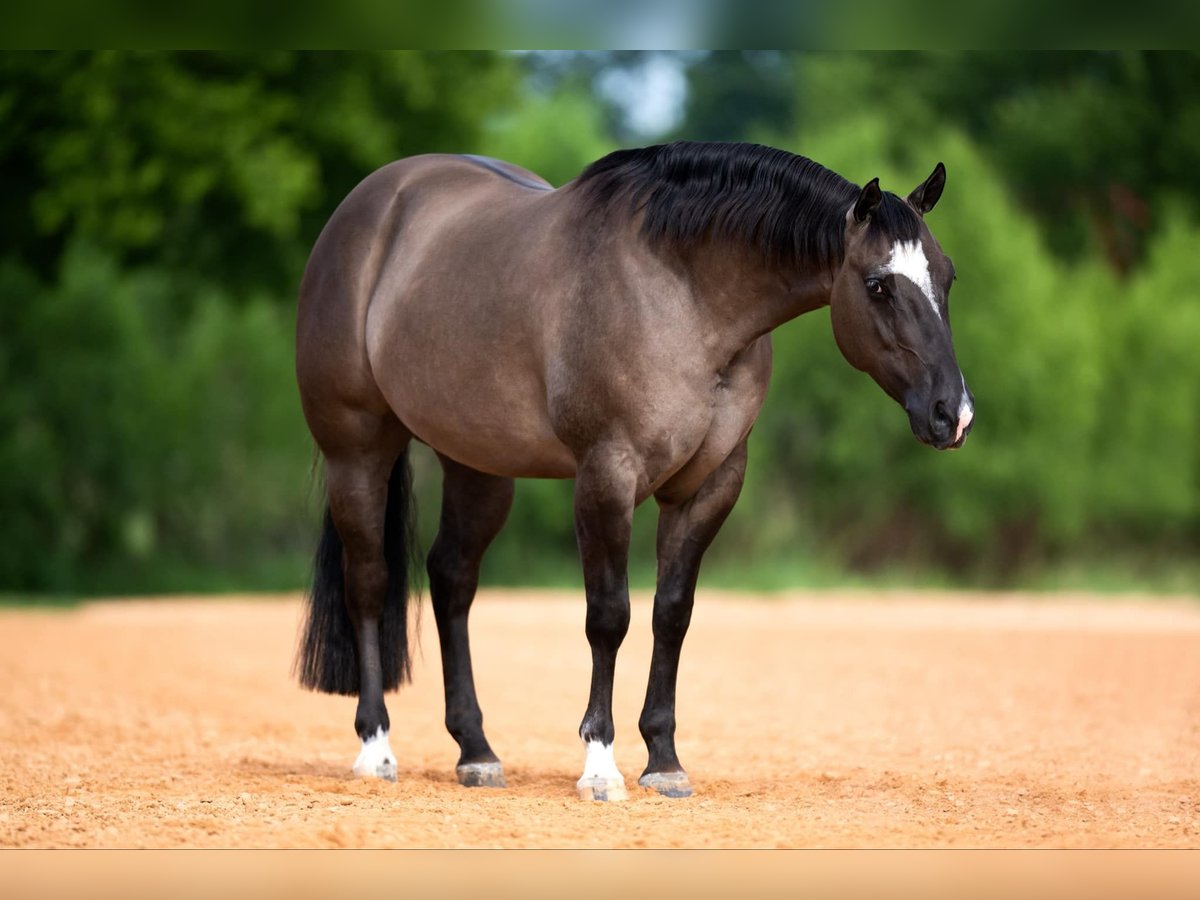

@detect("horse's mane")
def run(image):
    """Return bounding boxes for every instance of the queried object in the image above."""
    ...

[573,141,921,270]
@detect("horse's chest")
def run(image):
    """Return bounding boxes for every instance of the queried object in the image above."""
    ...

[649,337,772,503]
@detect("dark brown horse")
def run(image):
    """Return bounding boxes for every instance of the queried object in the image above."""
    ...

[295,141,973,801]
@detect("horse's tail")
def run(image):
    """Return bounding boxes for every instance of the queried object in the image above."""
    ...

[295,450,420,695]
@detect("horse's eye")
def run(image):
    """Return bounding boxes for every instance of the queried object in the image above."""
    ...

[865,278,886,298]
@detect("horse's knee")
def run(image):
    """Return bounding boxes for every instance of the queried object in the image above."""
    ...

[585,595,631,650]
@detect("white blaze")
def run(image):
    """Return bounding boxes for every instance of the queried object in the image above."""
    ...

[883,239,970,442]
[886,240,939,319]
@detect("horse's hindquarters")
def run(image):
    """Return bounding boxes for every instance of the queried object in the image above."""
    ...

[358,172,581,479]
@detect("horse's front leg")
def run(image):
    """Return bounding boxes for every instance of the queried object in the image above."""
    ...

[638,439,748,798]
[573,445,639,801]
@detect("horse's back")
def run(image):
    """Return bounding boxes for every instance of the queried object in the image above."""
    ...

[299,153,557,340]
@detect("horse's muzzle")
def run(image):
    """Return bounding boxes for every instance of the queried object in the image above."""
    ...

[908,394,974,450]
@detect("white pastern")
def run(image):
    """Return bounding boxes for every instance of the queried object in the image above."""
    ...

[353,726,397,777]
[579,740,624,784]
[955,374,974,443]
[886,240,938,318]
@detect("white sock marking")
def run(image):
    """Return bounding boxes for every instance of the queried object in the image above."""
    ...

[886,240,939,319]
[353,726,396,777]
[579,740,624,784]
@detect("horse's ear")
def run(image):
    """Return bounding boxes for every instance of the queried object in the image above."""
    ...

[907,162,946,216]
[853,177,882,224]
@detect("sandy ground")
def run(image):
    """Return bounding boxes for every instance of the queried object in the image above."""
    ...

[2,588,1199,848]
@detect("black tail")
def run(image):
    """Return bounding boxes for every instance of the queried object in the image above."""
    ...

[294,450,421,695]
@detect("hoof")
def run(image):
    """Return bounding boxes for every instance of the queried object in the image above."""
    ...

[638,771,692,798]
[353,760,398,782]
[577,776,628,802]
[456,761,506,788]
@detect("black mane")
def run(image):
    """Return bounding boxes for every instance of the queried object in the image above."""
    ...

[573,141,921,270]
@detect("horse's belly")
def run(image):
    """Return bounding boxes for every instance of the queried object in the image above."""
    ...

[370,335,576,479]
[402,398,577,479]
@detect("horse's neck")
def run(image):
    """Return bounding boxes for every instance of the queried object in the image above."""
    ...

[686,249,835,356]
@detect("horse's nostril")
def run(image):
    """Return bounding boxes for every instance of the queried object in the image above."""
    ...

[932,399,955,438]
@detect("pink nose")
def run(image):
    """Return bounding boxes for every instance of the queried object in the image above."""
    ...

[954,405,974,443]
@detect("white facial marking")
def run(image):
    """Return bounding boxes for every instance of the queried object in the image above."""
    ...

[352,726,396,777]
[955,373,974,443]
[580,740,624,783]
[886,240,939,319]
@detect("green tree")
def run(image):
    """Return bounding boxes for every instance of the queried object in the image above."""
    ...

[784,52,1200,270]
[0,51,518,296]
[0,51,521,593]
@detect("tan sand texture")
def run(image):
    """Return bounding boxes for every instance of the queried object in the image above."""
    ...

[2,589,1199,848]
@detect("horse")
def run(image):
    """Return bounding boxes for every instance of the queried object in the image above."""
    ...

[294,140,973,801]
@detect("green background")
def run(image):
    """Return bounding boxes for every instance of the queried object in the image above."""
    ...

[2,51,1196,598]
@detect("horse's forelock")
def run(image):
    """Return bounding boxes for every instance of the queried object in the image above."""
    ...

[866,191,924,245]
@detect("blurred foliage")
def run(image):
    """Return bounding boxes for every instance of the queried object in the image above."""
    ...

[480,83,611,185]
[0,51,516,293]
[0,244,312,592]
[0,51,1196,596]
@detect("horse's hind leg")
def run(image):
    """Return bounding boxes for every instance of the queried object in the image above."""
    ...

[427,453,514,788]
[638,439,748,798]
[320,416,410,780]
